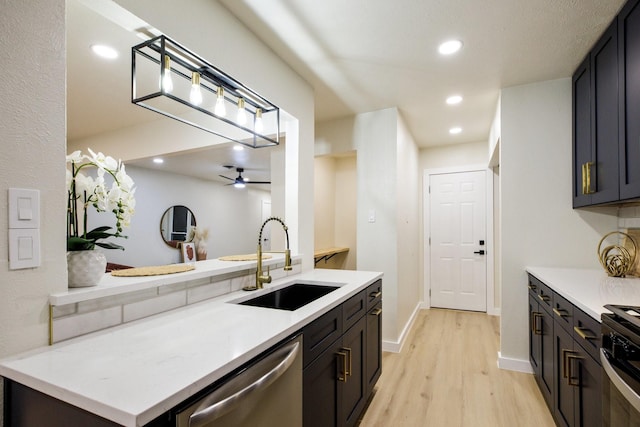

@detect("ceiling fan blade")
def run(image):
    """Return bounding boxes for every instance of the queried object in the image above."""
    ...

[246,181,271,184]
[219,175,235,181]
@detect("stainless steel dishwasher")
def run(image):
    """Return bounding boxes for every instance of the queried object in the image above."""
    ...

[175,334,302,427]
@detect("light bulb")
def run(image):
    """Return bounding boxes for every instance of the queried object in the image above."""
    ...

[237,98,247,126]
[234,182,246,189]
[189,72,203,106]
[214,87,226,116]
[162,55,173,93]
[255,108,264,133]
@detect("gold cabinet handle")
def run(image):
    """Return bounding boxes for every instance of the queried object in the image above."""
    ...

[581,163,587,195]
[528,284,537,291]
[567,354,584,386]
[370,291,382,299]
[561,349,572,379]
[537,294,550,302]
[532,312,543,335]
[341,347,352,377]
[574,326,597,341]
[336,351,348,382]
[585,161,594,194]
[553,308,569,318]
[370,308,382,316]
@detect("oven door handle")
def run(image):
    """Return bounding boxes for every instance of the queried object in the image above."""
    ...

[601,348,640,414]
[189,338,300,427]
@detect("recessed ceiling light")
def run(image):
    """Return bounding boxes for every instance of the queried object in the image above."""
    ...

[446,95,463,105]
[91,44,118,60]
[233,145,244,151]
[449,127,462,135]
[438,40,463,55]
[153,158,164,164]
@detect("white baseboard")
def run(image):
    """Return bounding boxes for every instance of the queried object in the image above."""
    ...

[497,351,534,373]
[487,306,501,316]
[382,302,422,353]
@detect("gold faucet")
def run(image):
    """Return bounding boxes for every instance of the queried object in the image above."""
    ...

[243,217,292,291]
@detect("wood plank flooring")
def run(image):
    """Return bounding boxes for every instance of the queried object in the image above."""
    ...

[358,309,556,427]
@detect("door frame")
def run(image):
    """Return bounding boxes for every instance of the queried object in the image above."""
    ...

[422,165,498,315]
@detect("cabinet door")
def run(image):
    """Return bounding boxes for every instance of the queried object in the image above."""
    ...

[573,345,602,427]
[366,302,382,396]
[619,0,640,199]
[539,305,555,410]
[554,325,575,427]
[341,315,367,427]
[303,338,344,427]
[529,294,542,376]
[573,56,593,208]
[590,20,620,205]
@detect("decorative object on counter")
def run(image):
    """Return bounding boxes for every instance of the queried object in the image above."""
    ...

[160,205,196,248]
[181,242,196,264]
[66,149,136,288]
[132,35,280,149]
[598,231,637,277]
[219,253,273,261]
[111,264,195,277]
[623,228,640,277]
[188,226,209,260]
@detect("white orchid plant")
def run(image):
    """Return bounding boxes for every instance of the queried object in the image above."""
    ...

[66,149,136,251]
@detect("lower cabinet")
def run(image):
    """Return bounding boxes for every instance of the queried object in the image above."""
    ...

[527,274,602,427]
[303,280,382,427]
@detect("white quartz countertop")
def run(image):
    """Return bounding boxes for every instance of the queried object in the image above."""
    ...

[526,267,640,321]
[0,269,382,427]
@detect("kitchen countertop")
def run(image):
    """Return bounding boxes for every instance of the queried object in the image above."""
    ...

[0,268,382,427]
[526,267,640,321]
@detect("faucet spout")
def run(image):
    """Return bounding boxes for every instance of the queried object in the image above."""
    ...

[243,217,292,291]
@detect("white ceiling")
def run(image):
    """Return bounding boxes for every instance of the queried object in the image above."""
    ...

[219,0,626,147]
[67,0,627,181]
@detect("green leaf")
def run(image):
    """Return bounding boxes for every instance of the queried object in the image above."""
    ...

[95,242,125,250]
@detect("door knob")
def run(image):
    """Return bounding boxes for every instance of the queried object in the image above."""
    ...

[474,250,485,255]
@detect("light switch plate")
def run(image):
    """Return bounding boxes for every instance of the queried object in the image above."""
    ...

[9,188,40,229]
[9,228,41,269]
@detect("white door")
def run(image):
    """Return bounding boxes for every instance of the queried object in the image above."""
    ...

[429,171,487,312]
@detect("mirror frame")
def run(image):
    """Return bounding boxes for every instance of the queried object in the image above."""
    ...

[160,205,197,248]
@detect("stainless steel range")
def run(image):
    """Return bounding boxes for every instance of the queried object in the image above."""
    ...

[601,304,640,426]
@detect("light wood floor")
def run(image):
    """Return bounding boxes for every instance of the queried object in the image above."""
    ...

[358,309,556,427]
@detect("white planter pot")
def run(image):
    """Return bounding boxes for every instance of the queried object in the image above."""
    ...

[67,250,107,288]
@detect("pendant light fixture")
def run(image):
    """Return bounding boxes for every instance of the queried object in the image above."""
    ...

[189,72,203,106]
[132,35,280,148]
[161,55,173,93]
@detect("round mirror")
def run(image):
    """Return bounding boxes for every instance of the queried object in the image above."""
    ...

[160,205,197,248]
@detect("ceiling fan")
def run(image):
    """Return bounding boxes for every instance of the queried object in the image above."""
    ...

[219,167,270,188]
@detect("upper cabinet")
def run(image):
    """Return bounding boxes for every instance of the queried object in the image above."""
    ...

[619,0,640,199]
[572,21,619,207]
[573,0,640,207]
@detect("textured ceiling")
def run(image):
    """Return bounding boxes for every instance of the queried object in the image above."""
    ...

[219,0,626,146]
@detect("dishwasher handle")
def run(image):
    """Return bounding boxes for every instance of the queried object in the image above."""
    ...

[189,338,301,427]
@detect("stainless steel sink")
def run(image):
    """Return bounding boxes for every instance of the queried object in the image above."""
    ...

[236,282,340,311]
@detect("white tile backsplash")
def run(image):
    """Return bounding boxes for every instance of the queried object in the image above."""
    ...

[53,306,121,342]
[123,291,187,323]
[187,280,231,304]
[51,260,304,343]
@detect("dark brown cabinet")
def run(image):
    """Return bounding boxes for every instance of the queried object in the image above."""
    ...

[573,20,619,207]
[527,274,602,427]
[302,280,382,427]
[528,278,554,410]
[619,0,640,199]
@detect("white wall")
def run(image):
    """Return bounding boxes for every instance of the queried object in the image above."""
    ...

[0,0,314,422]
[419,141,488,170]
[500,78,618,362]
[90,166,270,267]
[0,0,67,422]
[316,108,421,346]
[314,157,337,250]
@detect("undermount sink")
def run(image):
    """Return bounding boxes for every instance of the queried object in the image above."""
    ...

[236,282,340,311]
